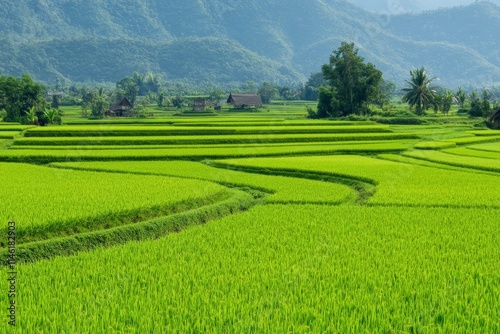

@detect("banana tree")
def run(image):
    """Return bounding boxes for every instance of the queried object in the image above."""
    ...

[24,106,38,125]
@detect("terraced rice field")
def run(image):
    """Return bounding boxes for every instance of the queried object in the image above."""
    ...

[1,111,499,332]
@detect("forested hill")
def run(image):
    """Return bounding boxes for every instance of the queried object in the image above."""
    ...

[0,0,498,87]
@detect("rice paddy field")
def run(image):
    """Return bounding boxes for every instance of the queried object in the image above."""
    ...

[1,106,499,332]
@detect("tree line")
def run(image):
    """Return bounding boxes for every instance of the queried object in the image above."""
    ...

[1,45,499,123]
[308,42,498,119]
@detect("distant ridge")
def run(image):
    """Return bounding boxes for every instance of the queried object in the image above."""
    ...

[0,0,498,87]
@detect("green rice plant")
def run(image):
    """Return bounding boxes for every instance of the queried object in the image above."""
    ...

[3,205,498,332]
[0,141,412,163]
[413,135,500,149]
[7,140,407,151]
[0,131,21,139]
[450,135,500,145]
[441,147,500,160]
[13,132,419,146]
[24,124,391,137]
[378,153,500,176]
[466,130,500,136]
[414,141,456,150]
[466,142,500,153]
[0,162,228,244]
[403,150,500,173]
[173,120,373,127]
[214,155,500,207]
[51,160,356,205]
[0,125,35,131]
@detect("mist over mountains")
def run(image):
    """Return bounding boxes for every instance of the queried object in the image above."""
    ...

[0,0,498,87]
[347,0,500,14]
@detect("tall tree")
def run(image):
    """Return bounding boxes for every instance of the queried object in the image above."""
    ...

[303,72,327,101]
[258,82,278,104]
[481,90,491,117]
[0,74,46,123]
[456,87,467,108]
[116,77,139,104]
[441,90,456,115]
[401,67,437,115]
[320,42,383,117]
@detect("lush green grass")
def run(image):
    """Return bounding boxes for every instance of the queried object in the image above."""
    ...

[414,141,457,150]
[12,132,419,146]
[214,155,500,207]
[403,150,500,173]
[0,141,412,163]
[0,162,228,243]
[0,131,21,139]
[466,130,500,136]
[3,111,499,332]
[24,124,390,137]
[4,205,498,332]
[467,142,500,153]
[0,124,35,131]
[6,140,407,151]
[52,160,357,205]
[412,135,500,149]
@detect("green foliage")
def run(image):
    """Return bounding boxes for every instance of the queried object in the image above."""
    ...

[402,67,437,115]
[90,92,109,119]
[320,42,383,117]
[258,82,278,104]
[4,204,500,332]
[0,74,46,123]
[171,95,184,108]
[0,1,499,88]
[116,77,139,104]
[43,108,62,125]
[0,162,228,243]
[303,72,327,101]
[218,154,500,207]
[51,94,61,109]
[456,87,467,108]
[468,90,491,118]
[316,85,336,118]
[208,89,225,105]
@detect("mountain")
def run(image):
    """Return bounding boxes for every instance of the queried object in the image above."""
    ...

[346,0,500,14]
[0,0,498,87]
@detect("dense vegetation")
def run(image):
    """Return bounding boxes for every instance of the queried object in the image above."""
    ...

[0,1,499,86]
[0,107,499,331]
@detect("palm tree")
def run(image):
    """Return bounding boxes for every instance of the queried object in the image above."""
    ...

[456,87,467,108]
[402,67,437,115]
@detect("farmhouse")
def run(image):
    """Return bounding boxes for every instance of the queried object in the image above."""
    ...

[107,96,133,117]
[193,98,208,111]
[227,93,262,108]
[487,108,500,128]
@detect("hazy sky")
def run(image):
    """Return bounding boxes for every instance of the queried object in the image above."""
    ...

[348,0,500,13]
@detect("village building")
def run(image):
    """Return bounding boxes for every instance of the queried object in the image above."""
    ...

[487,108,500,128]
[227,93,262,108]
[107,96,133,117]
[193,98,208,111]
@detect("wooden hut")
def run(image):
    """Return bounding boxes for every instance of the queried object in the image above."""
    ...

[487,108,500,128]
[227,93,262,108]
[107,96,133,117]
[193,98,208,111]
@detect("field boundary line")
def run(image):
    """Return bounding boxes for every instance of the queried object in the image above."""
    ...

[206,161,376,205]
[0,189,255,265]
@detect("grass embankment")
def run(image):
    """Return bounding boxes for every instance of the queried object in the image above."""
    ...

[213,155,500,208]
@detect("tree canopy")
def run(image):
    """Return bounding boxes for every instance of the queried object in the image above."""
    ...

[0,74,46,123]
[401,67,437,115]
[317,42,383,118]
